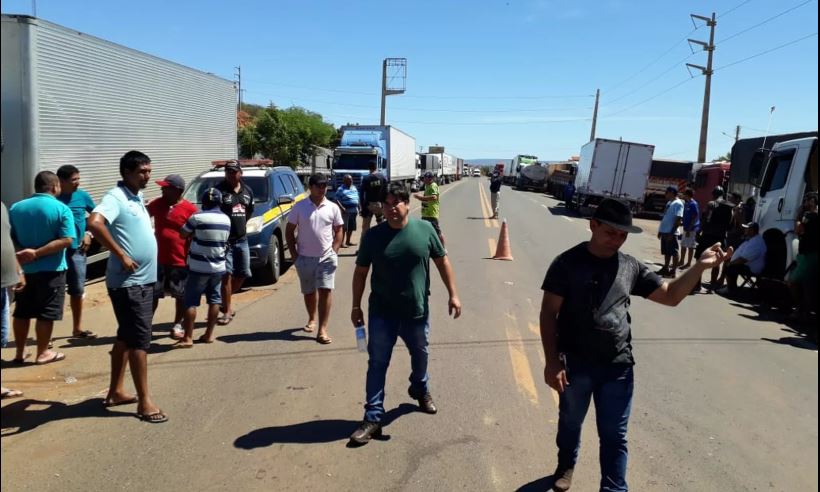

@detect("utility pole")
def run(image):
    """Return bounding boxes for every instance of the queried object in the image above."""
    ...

[589,88,600,141]
[380,58,407,125]
[734,124,741,142]
[234,66,242,113]
[686,12,716,163]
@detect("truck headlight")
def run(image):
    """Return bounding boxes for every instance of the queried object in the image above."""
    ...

[246,216,265,235]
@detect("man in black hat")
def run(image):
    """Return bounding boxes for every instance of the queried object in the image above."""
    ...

[539,198,730,492]
[216,161,254,325]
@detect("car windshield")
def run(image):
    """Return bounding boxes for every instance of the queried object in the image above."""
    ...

[184,176,270,204]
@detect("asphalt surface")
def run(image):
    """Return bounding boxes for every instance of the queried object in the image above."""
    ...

[1,178,817,491]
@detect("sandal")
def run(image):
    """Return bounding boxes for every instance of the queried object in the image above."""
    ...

[171,342,193,349]
[71,330,97,339]
[1,388,23,399]
[304,323,316,333]
[35,352,65,365]
[196,336,215,344]
[316,334,333,345]
[136,411,169,424]
[216,313,234,326]
[102,396,139,408]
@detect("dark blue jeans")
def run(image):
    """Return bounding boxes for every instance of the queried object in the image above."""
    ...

[363,314,430,423]
[557,357,634,492]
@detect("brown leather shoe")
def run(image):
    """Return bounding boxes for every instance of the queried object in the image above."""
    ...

[553,466,574,491]
[411,390,438,414]
[349,420,382,445]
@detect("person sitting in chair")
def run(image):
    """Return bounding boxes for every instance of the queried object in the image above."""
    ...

[715,222,766,296]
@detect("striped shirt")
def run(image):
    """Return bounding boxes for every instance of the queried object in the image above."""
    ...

[181,209,231,274]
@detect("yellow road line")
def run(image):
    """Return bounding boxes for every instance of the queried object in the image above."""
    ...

[477,183,492,228]
[529,321,559,408]
[505,317,539,406]
[488,237,497,257]
[478,183,499,228]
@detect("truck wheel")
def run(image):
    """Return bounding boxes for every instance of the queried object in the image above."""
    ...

[258,234,282,285]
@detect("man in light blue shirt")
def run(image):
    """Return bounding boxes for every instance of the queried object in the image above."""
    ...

[9,171,74,365]
[57,164,98,339]
[88,150,166,423]
[657,186,684,278]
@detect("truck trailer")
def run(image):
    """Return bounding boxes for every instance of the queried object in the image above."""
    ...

[572,138,654,212]
[331,125,416,190]
[0,14,237,210]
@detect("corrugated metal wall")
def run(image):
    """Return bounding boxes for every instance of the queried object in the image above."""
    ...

[32,18,236,202]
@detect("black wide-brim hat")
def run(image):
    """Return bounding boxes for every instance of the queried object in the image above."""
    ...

[591,198,643,234]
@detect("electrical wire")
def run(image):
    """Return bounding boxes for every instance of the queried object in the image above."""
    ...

[714,32,818,71]
[717,0,815,45]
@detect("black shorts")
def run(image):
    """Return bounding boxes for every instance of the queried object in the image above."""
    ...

[696,233,725,258]
[155,265,188,300]
[422,217,442,236]
[109,284,155,351]
[660,233,679,256]
[12,271,66,321]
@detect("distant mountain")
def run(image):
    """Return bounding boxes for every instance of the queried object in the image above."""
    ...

[465,158,510,166]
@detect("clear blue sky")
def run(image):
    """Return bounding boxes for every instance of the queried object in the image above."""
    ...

[3,0,817,161]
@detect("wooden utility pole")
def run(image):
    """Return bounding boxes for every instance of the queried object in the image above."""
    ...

[589,88,600,141]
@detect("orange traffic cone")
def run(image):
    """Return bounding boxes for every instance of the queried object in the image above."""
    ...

[493,219,514,261]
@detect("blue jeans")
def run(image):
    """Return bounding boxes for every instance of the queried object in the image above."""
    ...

[65,248,88,296]
[1,288,9,347]
[225,239,252,278]
[364,314,430,423]
[557,357,634,492]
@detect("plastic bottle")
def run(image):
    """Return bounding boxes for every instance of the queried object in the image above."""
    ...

[355,324,367,352]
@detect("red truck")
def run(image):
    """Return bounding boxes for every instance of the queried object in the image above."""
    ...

[692,162,731,213]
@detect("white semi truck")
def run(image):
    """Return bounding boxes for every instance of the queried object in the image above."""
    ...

[1,15,237,211]
[331,125,416,190]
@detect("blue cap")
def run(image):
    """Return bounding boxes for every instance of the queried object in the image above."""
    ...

[666,186,678,194]
[202,188,222,208]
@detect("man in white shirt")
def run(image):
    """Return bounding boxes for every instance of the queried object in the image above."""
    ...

[286,174,344,344]
[716,222,766,295]
[657,187,684,278]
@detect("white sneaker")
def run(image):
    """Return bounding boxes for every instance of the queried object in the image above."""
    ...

[170,324,184,340]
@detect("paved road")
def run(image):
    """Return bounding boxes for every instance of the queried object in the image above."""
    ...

[2,178,817,491]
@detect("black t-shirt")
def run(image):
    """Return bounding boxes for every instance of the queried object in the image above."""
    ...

[799,211,818,255]
[490,176,502,193]
[701,198,733,237]
[541,242,663,365]
[216,181,255,240]
[360,172,387,206]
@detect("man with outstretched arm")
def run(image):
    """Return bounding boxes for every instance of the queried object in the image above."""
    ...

[539,198,730,492]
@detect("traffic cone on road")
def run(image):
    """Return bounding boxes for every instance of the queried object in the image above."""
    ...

[493,219,514,261]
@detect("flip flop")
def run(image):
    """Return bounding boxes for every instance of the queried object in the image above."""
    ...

[12,352,32,365]
[196,336,215,344]
[316,334,332,345]
[1,389,23,399]
[136,411,169,424]
[35,352,65,365]
[304,323,316,333]
[71,330,97,339]
[171,342,193,349]
[102,396,138,408]
[216,314,233,326]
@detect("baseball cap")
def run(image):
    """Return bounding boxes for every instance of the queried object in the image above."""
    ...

[666,186,678,194]
[423,171,434,179]
[591,198,643,234]
[225,160,241,172]
[156,174,185,190]
[201,187,222,208]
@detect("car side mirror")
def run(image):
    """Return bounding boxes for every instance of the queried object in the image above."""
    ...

[278,194,294,205]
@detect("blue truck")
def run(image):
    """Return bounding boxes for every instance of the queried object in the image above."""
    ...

[330,125,417,191]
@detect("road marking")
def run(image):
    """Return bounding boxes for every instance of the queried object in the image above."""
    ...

[477,184,492,228]
[561,216,574,222]
[541,204,548,209]
[488,237,497,257]
[478,183,499,228]
[505,319,539,406]
[528,321,559,408]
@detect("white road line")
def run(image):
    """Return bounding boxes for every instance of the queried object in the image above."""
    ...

[541,204,548,209]
[561,216,574,222]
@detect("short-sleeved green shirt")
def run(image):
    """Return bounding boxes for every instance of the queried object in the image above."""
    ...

[356,218,446,319]
[421,182,440,219]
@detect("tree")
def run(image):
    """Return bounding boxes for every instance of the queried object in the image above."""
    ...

[238,105,337,165]
[713,151,731,162]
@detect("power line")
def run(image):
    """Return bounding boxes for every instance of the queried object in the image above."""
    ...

[717,0,755,19]
[603,76,700,117]
[605,52,698,105]
[242,78,593,101]
[717,0,815,45]
[604,28,698,94]
[714,32,818,71]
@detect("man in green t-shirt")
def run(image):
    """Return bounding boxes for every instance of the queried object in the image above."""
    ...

[349,184,462,445]
[413,171,445,247]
